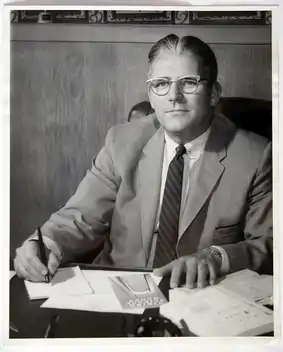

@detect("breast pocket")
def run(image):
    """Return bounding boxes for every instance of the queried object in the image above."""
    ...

[212,224,243,245]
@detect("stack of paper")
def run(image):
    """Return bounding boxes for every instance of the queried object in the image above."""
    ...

[160,286,273,336]
[159,269,274,337]
[24,266,93,299]
[26,266,273,334]
[39,270,162,315]
[218,269,273,303]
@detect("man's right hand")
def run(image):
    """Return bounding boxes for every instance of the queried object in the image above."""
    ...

[14,240,60,282]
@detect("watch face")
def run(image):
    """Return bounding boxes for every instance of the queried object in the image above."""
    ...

[212,249,222,258]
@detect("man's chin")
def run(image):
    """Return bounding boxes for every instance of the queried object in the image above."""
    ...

[164,123,192,135]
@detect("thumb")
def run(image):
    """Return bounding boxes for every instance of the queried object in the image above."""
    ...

[153,261,174,277]
[47,251,59,276]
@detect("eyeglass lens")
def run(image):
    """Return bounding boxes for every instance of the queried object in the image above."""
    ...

[149,77,199,95]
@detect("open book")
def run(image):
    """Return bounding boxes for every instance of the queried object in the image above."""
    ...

[160,270,273,337]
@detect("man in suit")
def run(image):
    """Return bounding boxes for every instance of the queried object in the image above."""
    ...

[14,34,272,289]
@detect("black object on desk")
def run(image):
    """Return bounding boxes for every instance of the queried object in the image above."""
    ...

[134,275,183,337]
[44,315,60,338]
[37,227,50,283]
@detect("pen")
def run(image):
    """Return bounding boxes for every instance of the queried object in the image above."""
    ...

[37,227,50,283]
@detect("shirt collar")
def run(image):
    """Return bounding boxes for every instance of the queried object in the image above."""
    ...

[164,127,211,159]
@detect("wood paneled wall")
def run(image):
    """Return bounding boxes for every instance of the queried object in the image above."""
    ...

[10,25,272,255]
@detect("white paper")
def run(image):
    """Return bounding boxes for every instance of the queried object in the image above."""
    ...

[175,270,273,303]
[218,269,273,303]
[41,293,145,315]
[10,271,16,280]
[41,270,162,313]
[24,266,93,299]
[160,285,273,337]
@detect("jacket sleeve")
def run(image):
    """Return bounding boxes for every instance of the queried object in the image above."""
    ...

[221,142,273,274]
[29,127,121,263]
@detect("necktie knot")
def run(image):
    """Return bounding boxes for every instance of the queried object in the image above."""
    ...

[175,144,186,159]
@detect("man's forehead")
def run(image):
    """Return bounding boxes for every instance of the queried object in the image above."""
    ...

[148,51,203,78]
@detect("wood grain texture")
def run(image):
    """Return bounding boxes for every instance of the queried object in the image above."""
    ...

[213,44,272,100]
[10,40,271,255]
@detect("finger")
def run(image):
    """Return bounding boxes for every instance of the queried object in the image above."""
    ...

[208,259,217,285]
[197,260,209,288]
[14,261,30,280]
[185,258,197,289]
[25,253,49,277]
[48,252,59,276]
[170,261,184,289]
[14,256,26,279]
[17,253,45,281]
[153,261,175,277]
[22,242,49,276]
[23,251,48,278]
[15,255,43,282]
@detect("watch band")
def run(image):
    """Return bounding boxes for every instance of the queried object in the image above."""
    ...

[205,246,223,266]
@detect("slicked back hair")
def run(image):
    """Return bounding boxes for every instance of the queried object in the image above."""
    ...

[148,34,218,87]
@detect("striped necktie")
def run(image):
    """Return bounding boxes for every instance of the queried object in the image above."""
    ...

[153,144,186,268]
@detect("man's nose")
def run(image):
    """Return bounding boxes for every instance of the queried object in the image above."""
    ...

[167,81,183,102]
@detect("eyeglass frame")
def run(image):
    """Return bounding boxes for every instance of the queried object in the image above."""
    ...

[146,75,208,96]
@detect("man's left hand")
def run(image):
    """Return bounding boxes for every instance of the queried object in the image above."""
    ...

[153,249,221,289]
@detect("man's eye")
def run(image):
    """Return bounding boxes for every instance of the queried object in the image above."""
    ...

[182,78,197,86]
[153,80,169,88]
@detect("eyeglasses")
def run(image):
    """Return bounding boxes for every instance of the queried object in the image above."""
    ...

[146,75,207,96]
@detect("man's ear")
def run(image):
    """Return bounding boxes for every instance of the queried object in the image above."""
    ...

[210,82,222,107]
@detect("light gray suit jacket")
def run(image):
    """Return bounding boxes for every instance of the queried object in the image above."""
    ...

[40,113,272,274]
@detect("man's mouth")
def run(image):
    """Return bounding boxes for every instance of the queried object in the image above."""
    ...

[165,109,190,113]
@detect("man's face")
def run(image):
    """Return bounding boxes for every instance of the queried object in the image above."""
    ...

[148,51,219,139]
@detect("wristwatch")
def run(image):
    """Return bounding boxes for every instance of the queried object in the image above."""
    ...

[205,246,223,267]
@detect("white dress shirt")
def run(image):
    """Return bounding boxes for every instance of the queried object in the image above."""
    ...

[155,128,211,231]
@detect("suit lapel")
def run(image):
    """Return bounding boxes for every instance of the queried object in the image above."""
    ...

[138,127,165,262]
[178,115,235,238]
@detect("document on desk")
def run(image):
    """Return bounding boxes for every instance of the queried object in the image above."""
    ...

[160,269,274,337]
[24,266,93,299]
[160,286,273,337]
[41,270,162,314]
[218,269,273,303]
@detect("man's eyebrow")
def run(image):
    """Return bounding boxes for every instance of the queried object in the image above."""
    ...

[150,75,199,80]
[150,76,170,80]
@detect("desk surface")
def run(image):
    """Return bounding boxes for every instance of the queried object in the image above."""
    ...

[9,265,156,339]
[9,266,273,338]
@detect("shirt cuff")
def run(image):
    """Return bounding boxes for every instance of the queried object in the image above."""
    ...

[27,235,63,261]
[210,245,230,276]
